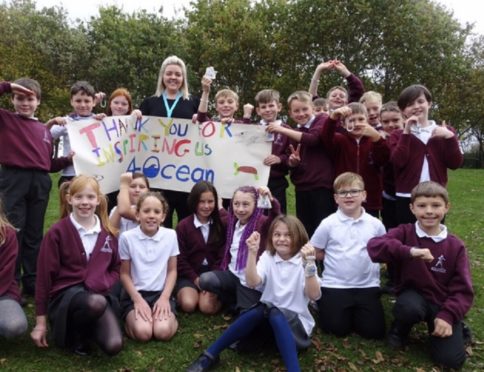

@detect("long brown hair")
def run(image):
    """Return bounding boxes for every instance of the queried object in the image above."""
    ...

[61,175,117,236]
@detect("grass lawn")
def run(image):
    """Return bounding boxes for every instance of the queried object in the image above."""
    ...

[1,169,482,371]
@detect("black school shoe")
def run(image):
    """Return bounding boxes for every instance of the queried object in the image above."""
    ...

[387,324,408,349]
[186,351,219,372]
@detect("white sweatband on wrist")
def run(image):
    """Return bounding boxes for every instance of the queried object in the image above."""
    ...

[305,263,317,277]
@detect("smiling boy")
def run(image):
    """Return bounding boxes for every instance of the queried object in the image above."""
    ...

[367,181,473,369]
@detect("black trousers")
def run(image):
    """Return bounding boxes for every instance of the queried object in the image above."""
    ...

[392,289,466,369]
[317,287,386,339]
[395,196,416,225]
[295,187,335,238]
[267,176,288,215]
[0,167,52,294]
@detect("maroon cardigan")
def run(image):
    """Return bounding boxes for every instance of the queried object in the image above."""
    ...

[0,226,21,302]
[35,217,120,316]
[388,128,463,194]
[176,212,227,283]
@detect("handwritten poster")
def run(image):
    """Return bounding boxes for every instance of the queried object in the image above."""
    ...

[66,116,272,198]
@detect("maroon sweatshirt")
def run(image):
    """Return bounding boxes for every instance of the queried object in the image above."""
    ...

[35,217,120,316]
[289,114,334,191]
[367,224,473,325]
[0,82,71,172]
[0,226,21,302]
[312,73,365,103]
[176,213,227,282]
[388,129,463,194]
[268,124,291,180]
[321,117,390,210]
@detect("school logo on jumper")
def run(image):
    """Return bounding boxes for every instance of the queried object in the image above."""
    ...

[431,254,446,273]
[43,128,51,144]
[100,236,113,253]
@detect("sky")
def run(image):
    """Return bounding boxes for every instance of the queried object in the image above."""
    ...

[30,0,484,35]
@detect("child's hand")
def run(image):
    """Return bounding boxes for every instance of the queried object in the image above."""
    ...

[134,298,153,322]
[46,116,67,129]
[31,324,49,348]
[332,60,351,77]
[93,113,106,121]
[120,172,133,186]
[10,83,35,96]
[246,231,261,255]
[330,106,352,120]
[220,117,233,125]
[201,76,212,93]
[410,247,434,262]
[67,151,75,161]
[267,122,282,133]
[243,103,254,118]
[431,120,454,139]
[153,296,172,321]
[316,60,334,73]
[258,186,273,200]
[432,317,453,337]
[359,123,382,141]
[94,92,106,106]
[300,243,316,262]
[403,115,419,134]
[300,243,317,277]
[263,154,281,166]
[131,109,142,120]
[288,144,301,167]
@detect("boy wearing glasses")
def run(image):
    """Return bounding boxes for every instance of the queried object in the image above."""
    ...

[310,172,386,339]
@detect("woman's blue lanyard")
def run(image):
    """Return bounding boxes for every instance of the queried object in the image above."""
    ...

[162,91,182,118]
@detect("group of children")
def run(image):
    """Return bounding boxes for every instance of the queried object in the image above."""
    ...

[0,56,474,370]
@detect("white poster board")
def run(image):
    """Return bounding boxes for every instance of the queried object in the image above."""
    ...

[67,116,272,198]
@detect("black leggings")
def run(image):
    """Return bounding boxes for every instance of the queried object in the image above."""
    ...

[68,292,123,356]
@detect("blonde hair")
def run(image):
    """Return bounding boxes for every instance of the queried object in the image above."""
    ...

[327,86,348,99]
[359,91,382,105]
[62,175,117,236]
[287,91,312,109]
[333,172,365,192]
[154,55,190,99]
[0,198,14,245]
[215,89,239,103]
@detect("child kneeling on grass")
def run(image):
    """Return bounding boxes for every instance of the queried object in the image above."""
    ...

[367,181,473,369]
[119,192,179,341]
[187,215,321,372]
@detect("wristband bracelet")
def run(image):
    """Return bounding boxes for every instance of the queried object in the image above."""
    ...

[305,263,317,277]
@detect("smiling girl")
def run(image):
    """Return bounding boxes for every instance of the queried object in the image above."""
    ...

[175,182,227,314]
[199,186,280,314]
[187,215,320,372]
[31,175,122,356]
[119,192,179,342]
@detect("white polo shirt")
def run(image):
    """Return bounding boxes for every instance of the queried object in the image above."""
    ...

[69,214,101,261]
[310,209,386,288]
[119,226,179,291]
[256,251,317,336]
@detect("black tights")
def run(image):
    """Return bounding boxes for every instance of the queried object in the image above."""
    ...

[68,292,123,356]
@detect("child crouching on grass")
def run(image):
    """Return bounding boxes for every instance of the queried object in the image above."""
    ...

[119,191,179,342]
[367,181,473,369]
[187,215,320,372]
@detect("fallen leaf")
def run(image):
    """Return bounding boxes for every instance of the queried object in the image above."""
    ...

[372,351,384,364]
[348,361,358,371]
